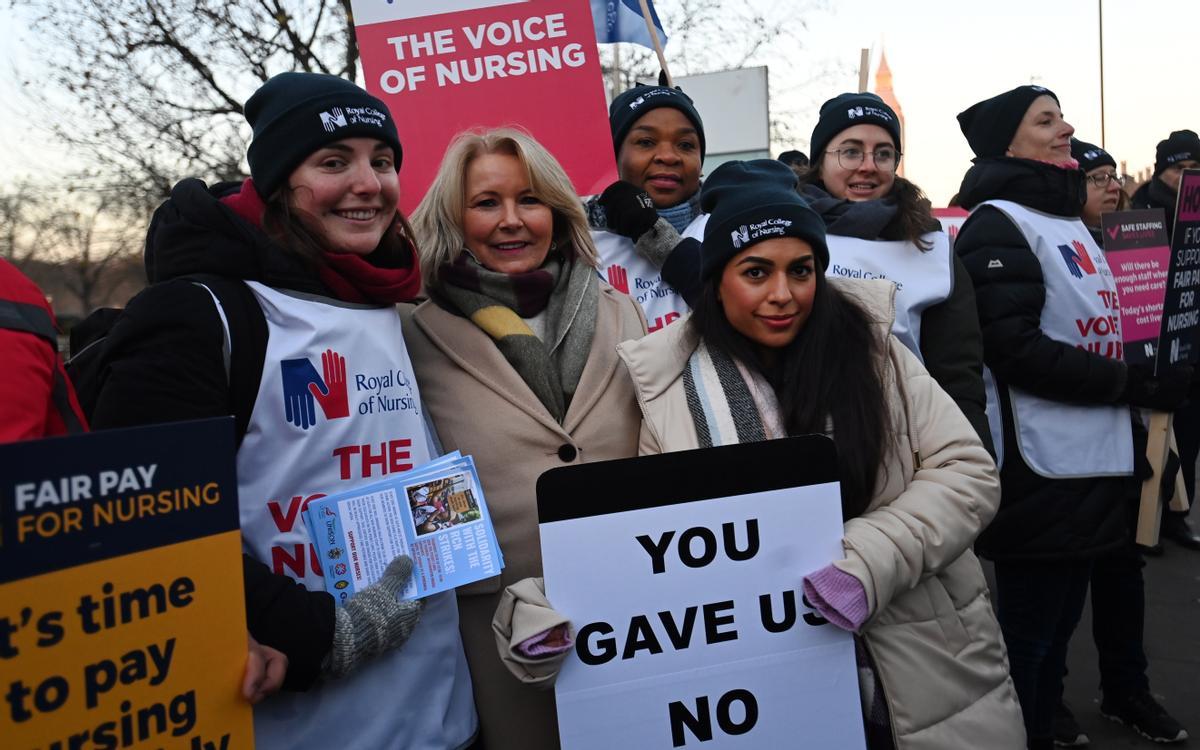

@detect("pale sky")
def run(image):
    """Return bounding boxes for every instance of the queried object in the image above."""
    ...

[2,0,1197,206]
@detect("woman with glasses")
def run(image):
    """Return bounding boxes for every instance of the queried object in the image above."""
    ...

[954,86,1192,749]
[1076,140,1129,237]
[797,93,992,453]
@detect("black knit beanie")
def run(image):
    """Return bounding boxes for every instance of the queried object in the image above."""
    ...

[609,84,706,159]
[810,92,901,161]
[1070,139,1117,173]
[699,159,828,280]
[245,72,404,198]
[957,85,1059,158]
[1154,130,1200,176]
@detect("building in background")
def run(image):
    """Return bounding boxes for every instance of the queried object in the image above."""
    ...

[873,47,906,178]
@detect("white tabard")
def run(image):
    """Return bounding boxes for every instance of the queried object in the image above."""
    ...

[825,232,953,359]
[233,282,476,749]
[593,213,708,332]
[978,201,1133,477]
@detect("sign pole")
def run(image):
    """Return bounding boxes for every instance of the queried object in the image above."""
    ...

[1137,411,1173,546]
[1168,428,1192,512]
[638,0,672,87]
[858,48,870,92]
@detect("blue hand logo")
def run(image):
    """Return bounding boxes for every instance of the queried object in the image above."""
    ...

[281,358,324,429]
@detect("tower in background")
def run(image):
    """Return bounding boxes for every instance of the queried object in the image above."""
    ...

[874,47,906,178]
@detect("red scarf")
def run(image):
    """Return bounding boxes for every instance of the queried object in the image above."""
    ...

[220,178,421,304]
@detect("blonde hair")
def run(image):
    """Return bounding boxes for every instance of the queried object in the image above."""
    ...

[411,128,598,290]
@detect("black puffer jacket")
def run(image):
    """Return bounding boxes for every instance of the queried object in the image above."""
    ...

[90,178,337,689]
[955,158,1133,561]
[801,181,993,456]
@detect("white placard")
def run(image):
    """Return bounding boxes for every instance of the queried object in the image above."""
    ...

[540,483,866,749]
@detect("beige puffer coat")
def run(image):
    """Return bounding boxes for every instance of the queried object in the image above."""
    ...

[615,279,1025,750]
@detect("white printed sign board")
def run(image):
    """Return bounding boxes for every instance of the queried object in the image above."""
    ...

[538,438,866,749]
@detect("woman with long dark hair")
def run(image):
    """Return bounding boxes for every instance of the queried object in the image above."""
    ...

[797,92,990,452]
[87,72,477,749]
[616,159,1024,749]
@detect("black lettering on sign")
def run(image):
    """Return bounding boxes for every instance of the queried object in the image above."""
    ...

[668,689,759,747]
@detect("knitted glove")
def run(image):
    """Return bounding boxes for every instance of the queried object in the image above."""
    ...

[801,564,869,633]
[323,555,424,679]
[599,180,659,240]
[1122,364,1193,411]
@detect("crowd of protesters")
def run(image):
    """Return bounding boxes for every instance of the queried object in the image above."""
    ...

[3,69,1198,750]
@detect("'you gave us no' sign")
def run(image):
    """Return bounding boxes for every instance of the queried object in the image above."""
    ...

[537,437,866,749]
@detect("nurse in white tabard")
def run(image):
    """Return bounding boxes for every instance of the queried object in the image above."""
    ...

[953,84,1192,748]
[797,91,992,453]
[88,72,477,750]
[585,84,709,333]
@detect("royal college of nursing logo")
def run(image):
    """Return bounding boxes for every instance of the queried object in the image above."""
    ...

[280,349,351,430]
[1058,240,1097,279]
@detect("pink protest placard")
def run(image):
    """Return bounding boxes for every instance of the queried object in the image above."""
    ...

[351,0,616,212]
[1101,208,1171,366]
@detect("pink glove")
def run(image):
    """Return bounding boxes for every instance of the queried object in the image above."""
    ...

[802,564,869,632]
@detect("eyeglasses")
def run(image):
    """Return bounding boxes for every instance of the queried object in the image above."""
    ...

[1085,172,1128,188]
[826,147,901,172]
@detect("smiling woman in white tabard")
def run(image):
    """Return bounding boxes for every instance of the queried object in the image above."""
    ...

[87,72,477,750]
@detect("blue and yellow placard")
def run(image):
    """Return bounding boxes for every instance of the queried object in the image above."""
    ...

[0,417,254,749]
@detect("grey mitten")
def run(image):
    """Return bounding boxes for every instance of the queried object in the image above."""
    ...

[323,554,425,679]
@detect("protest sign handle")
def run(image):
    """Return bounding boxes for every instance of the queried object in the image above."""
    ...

[858,48,870,92]
[1168,428,1191,512]
[638,0,673,87]
[1136,411,1173,545]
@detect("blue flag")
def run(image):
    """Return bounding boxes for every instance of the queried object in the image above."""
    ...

[592,0,668,49]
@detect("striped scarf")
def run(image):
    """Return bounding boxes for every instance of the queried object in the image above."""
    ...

[682,339,895,749]
[681,341,784,447]
[438,251,597,423]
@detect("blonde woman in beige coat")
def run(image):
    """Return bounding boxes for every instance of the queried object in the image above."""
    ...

[404,129,646,749]
[613,160,1024,749]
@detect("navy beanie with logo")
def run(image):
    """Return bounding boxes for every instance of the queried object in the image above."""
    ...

[245,72,404,198]
[699,159,828,280]
[609,84,706,159]
[1154,130,1200,176]
[1070,139,1117,173]
[957,85,1059,158]
[810,92,901,161]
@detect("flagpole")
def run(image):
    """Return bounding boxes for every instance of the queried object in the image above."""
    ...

[637,0,673,87]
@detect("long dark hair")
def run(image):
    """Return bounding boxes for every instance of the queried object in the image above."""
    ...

[690,264,892,519]
[261,184,418,268]
[799,161,938,251]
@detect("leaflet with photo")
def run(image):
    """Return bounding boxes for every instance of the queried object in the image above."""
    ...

[304,452,504,602]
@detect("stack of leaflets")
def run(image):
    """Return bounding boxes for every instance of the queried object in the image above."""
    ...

[304,452,504,603]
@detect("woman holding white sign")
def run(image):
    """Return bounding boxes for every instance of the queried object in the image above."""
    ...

[405,128,646,749]
[796,92,992,456]
[85,72,477,749]
[608,159,1025,749]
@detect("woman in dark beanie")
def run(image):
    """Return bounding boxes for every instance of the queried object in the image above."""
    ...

[798,92,992,454]
[1132,129,1200,552]
[586,83,708,332]
[613,159,1024,749]
[953,85,1191,749]
[1132,129,1200,239]
[87,72,477,749]
[405,128,645,749]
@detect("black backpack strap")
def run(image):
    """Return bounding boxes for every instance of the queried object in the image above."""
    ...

[183,275,268,446]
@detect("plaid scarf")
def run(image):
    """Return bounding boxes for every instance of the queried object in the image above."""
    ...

[438,251,597,423]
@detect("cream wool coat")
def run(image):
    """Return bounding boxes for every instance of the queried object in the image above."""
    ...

[615,279,1026,750]
[400,284,646,750]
